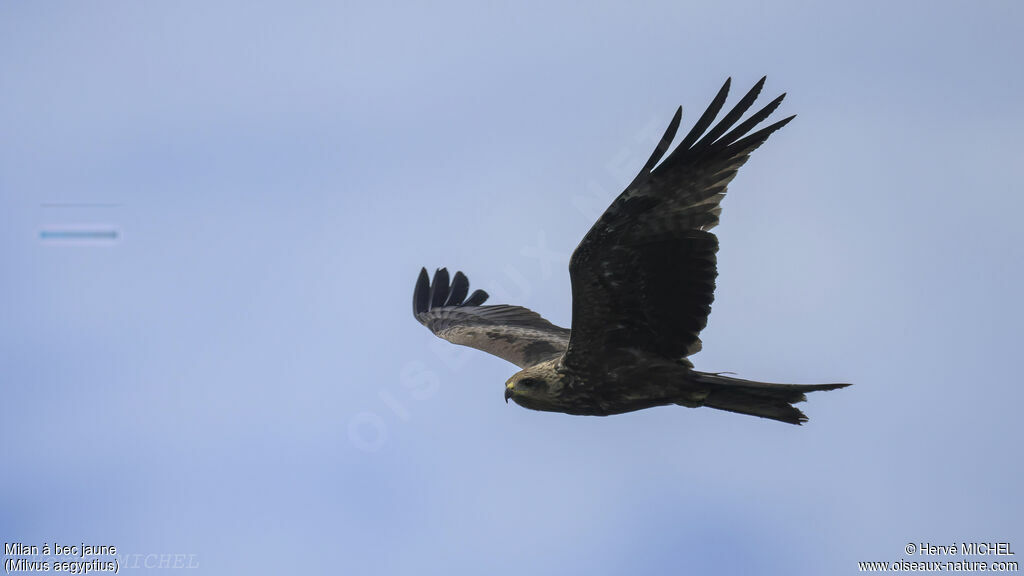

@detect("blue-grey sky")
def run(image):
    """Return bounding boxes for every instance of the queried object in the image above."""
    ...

[2,1,1022,574]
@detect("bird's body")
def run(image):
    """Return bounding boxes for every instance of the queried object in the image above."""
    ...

[505,356,696,416]
[414,77,849,424]
[507,356,846,419]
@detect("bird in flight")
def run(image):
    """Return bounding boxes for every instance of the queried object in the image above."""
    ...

[413,77,849,424]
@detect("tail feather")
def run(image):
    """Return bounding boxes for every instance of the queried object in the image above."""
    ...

[691,372,850,425]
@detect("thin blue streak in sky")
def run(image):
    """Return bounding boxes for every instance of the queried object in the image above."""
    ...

[39,230,119,239]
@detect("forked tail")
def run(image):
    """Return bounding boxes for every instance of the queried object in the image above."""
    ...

[691,371,851,425]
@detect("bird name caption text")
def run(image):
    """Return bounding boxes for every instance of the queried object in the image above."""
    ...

[4,542,119,574]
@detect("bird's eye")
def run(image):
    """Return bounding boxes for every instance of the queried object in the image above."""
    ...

[519,378,538,388]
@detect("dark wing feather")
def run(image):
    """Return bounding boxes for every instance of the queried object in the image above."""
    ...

[564,77,793,373]
[444,271,469,307]
[413,268,570,368]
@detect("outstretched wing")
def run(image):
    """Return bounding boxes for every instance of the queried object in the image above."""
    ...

[565,77,793,372]
[413,268,570,368]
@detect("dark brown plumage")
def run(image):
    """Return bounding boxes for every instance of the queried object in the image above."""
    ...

[413,77,849,424]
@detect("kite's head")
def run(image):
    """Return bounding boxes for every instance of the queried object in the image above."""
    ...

[504,361,564,412]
